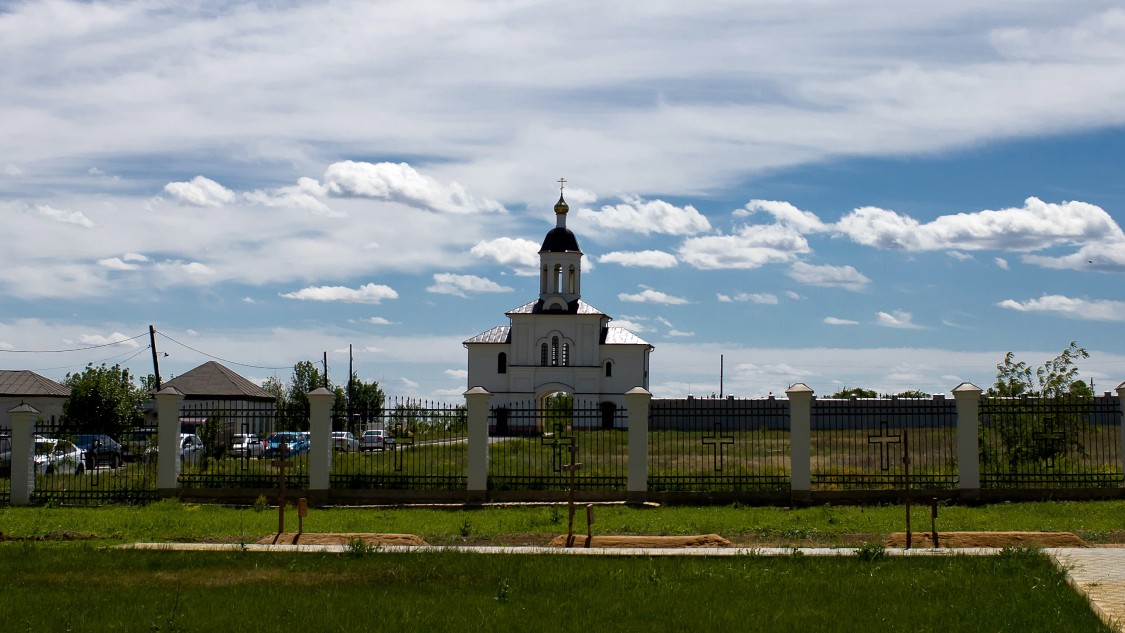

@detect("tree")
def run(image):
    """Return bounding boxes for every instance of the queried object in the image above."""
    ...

[348,374,385,431]
[280,361,329,431]
[988,341,1089,397]
[62,363,146,437]
[828,386,878,399]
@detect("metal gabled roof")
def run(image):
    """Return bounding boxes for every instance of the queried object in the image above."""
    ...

[506,299,606,316]
[463,326,512,345]
[0,370,69,397]
[162,361,275,401]
[602,326,652,347]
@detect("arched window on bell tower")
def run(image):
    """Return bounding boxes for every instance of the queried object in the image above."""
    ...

[553,264,563,293]
[568,265,576,294]
[540,343,548,366]
[605,361,613,377]
[497,352,507,374]
[551,336,560,366]
[561,342,570,366]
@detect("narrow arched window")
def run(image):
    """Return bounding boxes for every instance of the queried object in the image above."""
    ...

[540,343,548,366]
[551,336,560,366]
[561,343,570,366]
[497,352,507,374]
[568,265,576,294]
[553,264,563,293]
[605,361,613,377]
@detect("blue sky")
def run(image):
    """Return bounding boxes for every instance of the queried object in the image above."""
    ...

[2,1,1124,400]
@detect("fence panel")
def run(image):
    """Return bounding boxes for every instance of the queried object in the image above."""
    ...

[176,400,308,489]
[980,394,1122,489]
[487,400,628,491]
[648,397,790,492]
[28,418,159,505]
[0,432,10,504]
[332,398,468,490]
[811,397,958,491]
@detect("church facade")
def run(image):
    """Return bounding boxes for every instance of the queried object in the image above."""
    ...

[463,191,653,428]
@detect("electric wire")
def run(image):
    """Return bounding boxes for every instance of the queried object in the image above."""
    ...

[0,331,149,353]
[155,330,290,370]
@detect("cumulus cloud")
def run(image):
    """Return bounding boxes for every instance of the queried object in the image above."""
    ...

[618,286,690,305]
[876,310,923,329]
[824,316,859,325]
[576,196,710,235]
[735,200,829,234]
[426,273,513,298]
[835,198,1125,269]
[679,224,809,269]
[787,261,870,291]
[98,257,140,271]
[243,177,338,216]
[470,237,540,271]
[366,317,395,325]
[716,292,779,304]
[323,161,505,214]
[79,332,140,348]
[995,257,1010,270]
[599,250,678,268]
[997,294,1125,321]
[182,262,214,276]
[280,283,399,304]
[35,204,94,228]
[164,176,236,207]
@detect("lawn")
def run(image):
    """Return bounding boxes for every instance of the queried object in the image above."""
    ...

[0,544,1112,632]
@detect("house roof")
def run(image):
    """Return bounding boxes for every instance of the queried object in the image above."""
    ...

[602,327,652,347]
[506,299,606,316]
[463,326,512,345]
[0,370,69,397]
[162,361,275,401]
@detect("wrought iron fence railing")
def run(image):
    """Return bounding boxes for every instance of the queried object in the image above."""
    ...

[487,400,628,491]
[648,397,790,492]
[26,419,159,505]
[979,394,1122,488]
[331,398,468,490]
[176,400,306,489]
[810,398,959,490]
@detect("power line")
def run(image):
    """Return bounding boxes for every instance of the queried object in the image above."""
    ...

[156,332,292,371]
[0,332,149,353]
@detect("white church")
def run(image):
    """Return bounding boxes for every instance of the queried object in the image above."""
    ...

[463,189,653,430]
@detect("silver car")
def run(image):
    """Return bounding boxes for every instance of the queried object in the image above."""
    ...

[230,433,263,458]
[34,436,87,475]
[331,431,359,452]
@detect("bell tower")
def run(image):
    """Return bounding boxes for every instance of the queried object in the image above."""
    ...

[538,180,583,310]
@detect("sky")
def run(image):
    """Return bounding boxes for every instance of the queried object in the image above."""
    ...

[2,1,1125,401]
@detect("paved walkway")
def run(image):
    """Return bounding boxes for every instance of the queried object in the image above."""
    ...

[120,543,1123,631]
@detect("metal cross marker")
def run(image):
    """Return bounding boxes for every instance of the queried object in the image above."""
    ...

[541,422,575,473]
[868,421,902,471]
[1033,416,1066,468]
[558,177,566,193]
[563,443,583,547]
[701,423,735,472]
[273,452,293,536]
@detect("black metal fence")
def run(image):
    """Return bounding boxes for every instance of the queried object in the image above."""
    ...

[1,432,11,504]
[810,397,959,490]
[980,394,1122,488]
[487,400,628,491]
[28,419,159,505]
[176,400,305,489]
[648,397,790,492]
[331,398,468,490]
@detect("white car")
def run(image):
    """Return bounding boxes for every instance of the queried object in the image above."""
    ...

[34,436,87,475]
[179,433,205,463]
[331,431,359,452]
[230,433,263,458]
[360,429,394,451]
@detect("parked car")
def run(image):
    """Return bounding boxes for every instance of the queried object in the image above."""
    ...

[230,433,263,458]
[331,431,359,452]
[179,433,205,463]
[263,431,309,458]
[359,429,394,451]
[121,428,158,463]
[73,433,125,469]
[33,436,87,475]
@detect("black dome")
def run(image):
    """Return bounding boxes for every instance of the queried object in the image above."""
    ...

[540,226,581,253]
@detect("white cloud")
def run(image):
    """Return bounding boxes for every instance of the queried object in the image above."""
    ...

[717,292,779,304]
[366,317,395,325]
[735,200,829,234]
[599,250,678,268]
[323,161,505,214]
[947,251,973,261]
[445,369,468,379]
[824,317,859,325]
[997,295,1125,322]
[242,297,256,304]
[667,329,695,337]
[576,196,710,235]
[995,257,1009,270]
[79,332,140,348]
[470,237,540,271]
[164,176,236,207]
[427,273,513,298]
[787,262,870,291]
[679,224,809,270]
[280,283,399,304]
[4,164,22,177]
[182,262,214,276]
[35,204,94,228]
[611,318,648,333]
[618,286,690,305]
[875,310,923,329]
[243,177,338,216]
[98,257,140,271]
[785,291,803,300]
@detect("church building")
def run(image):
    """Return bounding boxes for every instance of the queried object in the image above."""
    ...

[463,188,653,428]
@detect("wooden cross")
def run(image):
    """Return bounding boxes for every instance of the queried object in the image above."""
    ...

[563,443,583,547]
[701,423,735,472]
[868,421,902,471]
[274,455,293,534]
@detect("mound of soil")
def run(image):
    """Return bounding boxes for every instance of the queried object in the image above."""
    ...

[260,533,428,546]
[547,534,733,548]
[884,531,1087,548]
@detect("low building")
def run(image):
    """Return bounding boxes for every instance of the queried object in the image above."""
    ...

[0,370,69,431]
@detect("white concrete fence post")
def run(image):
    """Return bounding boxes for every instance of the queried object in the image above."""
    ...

[786,383,814,500]
[953,382,982,497]
[1117,382,1125,483]
[307,387,335,492]
[8,403,39,506]
[625,387,652,503]
[465,387,492,501]
[155,386,185,494]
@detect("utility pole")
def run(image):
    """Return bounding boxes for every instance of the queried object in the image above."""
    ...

[720,354,724,399]
[348,344,354,428]
[322,351,329,389]
[149,324,162,391]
